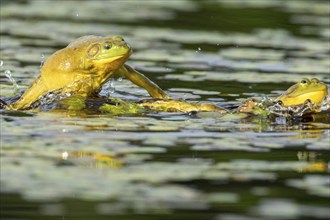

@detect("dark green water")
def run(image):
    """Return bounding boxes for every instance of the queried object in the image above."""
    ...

[0,0,329,220]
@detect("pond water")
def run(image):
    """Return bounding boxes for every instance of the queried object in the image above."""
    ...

[0,0,329,219]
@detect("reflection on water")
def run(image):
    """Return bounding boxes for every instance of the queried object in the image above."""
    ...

[0,0,329,219]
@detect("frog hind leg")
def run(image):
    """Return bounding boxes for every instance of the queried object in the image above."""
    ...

[115,64,169,99]
[6,76,48,110]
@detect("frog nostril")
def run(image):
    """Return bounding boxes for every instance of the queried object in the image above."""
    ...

[116,41,127,47]
[311,78,319,83]
[113,36,124,42]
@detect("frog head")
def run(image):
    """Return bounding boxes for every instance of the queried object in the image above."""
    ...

[276,78,328,106]
[82,36,132,74]
[39,35,132,95]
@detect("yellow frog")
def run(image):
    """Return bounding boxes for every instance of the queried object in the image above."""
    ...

[7,35,168,110]
[275,78,328,106]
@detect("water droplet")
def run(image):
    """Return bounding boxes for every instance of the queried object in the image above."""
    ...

[0,60,3,67]
[62,151,68,160]
[4,70,20,94]
[117,77,123,82]
[101,79,116,97]
[40,54,45,69]
[195,47,202,53]
[109,80,115,94]
[182,93,187,100]
[4,69,11,78]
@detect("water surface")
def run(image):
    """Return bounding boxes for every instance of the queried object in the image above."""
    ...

[0,1,329,219]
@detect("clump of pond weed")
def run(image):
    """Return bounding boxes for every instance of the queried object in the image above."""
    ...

[99,98,144,115]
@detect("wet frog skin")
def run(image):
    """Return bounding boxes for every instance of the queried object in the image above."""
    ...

[7,35,168,110]
[276,78,328,107]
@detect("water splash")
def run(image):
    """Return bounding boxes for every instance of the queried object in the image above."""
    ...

[40,54,45,69]
[62,151,68,160]
[195,47,202,53]
[182,93,187,101]
[4,70,20,94]
[320,96,330,111]
[264,96,329,118]
[29,89,70,110]
[109,80,115,94]
[101,79,116,97]
[0,60,3,67]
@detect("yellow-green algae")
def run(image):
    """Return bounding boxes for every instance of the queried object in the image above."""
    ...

[99,98,144,115]
[59,96,86,111]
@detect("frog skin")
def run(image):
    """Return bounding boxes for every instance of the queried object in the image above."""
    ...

[6,35,168,110]
[275,78,328,107]
[139,99,227,113]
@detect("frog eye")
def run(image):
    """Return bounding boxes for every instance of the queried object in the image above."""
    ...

[103,44,112,50]
[300,79,309,84]
[113,36,125,42]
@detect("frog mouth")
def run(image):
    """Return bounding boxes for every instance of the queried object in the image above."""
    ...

[93,53,131,63]
[95,55,125,61]
[93,48,132,61]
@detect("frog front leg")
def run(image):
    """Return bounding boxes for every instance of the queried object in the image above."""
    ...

[6,76,48,110]
[115,64,169,99]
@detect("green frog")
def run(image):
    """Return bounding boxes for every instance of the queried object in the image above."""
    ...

[6,35,168,110]
[275,78,328,107]
[239,78,329,117]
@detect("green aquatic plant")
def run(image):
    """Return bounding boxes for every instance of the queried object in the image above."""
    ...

[59,96,86,111]
[99,98,144,115]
